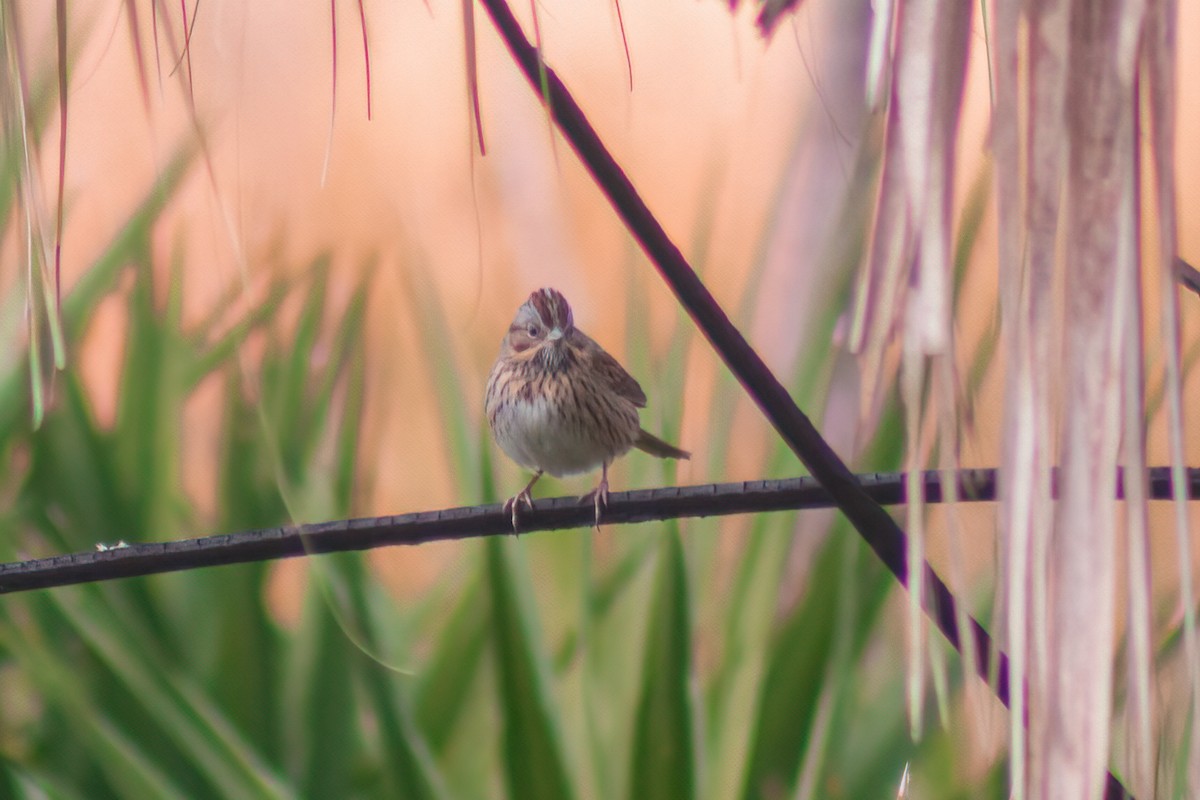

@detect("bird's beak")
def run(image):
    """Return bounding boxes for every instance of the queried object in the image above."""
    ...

[547,327,564,343]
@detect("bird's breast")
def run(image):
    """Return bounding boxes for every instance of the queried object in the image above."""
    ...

[487,378,639,477]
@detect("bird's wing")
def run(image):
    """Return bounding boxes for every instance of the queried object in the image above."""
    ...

[581,332,647,408]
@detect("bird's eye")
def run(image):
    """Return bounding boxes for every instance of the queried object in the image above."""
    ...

[526,324,541,337]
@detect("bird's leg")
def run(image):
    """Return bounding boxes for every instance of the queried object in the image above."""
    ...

[504,470,543,533]
[580,461,610,531]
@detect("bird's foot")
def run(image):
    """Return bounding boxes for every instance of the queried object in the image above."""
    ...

[503,489,535,534]
[579,476,609,532]
[503,471,543,534]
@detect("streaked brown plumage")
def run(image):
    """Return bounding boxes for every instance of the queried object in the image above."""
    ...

[485,287,689,530]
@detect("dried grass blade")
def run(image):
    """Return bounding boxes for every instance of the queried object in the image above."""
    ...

[5,0,53,425]
[462,0,486,154]
[147,1,249,284]
[527,0,556,167]
[356,0,372,120]
[849,100,907,378]
[1144,0,1199,791]
[896,0,970,356]
[864,0,895,111]
[53,0,67,317]
[891,0,971,737]
[902,312,926,736]
[612,0,632,92]
[322,0,338,186]
[1022,3,1070,792]
[1118,92,1153,795]
[1047,3,1142,795]
[151,0,163,96]
[178,0,195,106]
[755,0,805,37]
[935,347,984,740]
[122,0,152,107]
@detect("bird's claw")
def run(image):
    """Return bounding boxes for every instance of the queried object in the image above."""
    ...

[579,478,609,531]
[503,489,535,534]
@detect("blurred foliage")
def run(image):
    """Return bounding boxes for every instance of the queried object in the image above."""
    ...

[0,31,1014,800]
[0,141,1009,800]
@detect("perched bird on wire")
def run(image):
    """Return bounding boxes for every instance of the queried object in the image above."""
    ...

[485,287,690,531]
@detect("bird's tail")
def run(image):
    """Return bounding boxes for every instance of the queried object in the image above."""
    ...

[635,428,690,460]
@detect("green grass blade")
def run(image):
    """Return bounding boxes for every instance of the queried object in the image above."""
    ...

[628,530,697,800]
[47,587,294,799]
[0,145,194,487]
[739,530,891,800]
[0,614,191,799]
[703,515,793,800]
[185,282,289,389]
[276,258,331,476]
[284,567,358,799]
[24,371,126,546]
[487,537,577,800]
[3,765,84,800]
[333,552,451,800]
[76,715,188,799]
[416,578,489,752]
[113,253,183,541]
[195,562,282,760]
[401,269,481,497]
[361,662,452,800]
[331,286,370,512]
[63,145,194,344]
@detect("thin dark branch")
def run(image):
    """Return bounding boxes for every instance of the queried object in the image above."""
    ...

[1176,256,1200,298]
[2,467,1197,596]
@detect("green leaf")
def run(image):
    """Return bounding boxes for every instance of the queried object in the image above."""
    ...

[113,252,184,541]
[361,663,452,800]
[185,281,289,389]
[284,563,357,800]
[739,531,891,800]
[331,286,370,513]
[0,614,192,799]
[628,531,696,800]
[190,562,283,761]
[416,578,489,753]
[336,553,451,800]
[46,586,294,799]
[62,145,195,344]
[276,257,331,478]
[487,537,577,800]
[703,513,794,800]
[401,269,482,498]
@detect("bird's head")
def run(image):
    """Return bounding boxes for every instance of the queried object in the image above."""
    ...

[502,287,577,368]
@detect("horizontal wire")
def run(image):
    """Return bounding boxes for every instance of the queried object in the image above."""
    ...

[1,466,1193,595]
